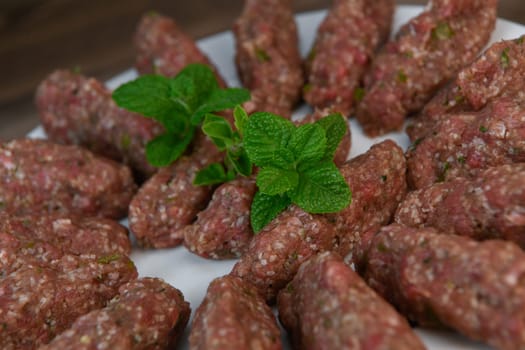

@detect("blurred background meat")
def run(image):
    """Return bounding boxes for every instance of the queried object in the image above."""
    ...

[0,0,523,139]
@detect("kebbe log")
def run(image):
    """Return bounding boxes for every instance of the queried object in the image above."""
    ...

[396,163,525,248]
[189,275,282,350]
[303,0,394,116]
[364,224,525,350]
[356,0,497,136]
[183,177,256,259]
[277,252,426,350]
[128,131,222,248]
[129,156,214,248]
[406,96,525,189]
[0,139,136,219]
[325,140,406,270]
[39,278,190,350]
[35,70,163,179]
[0,254,137,349]
[134,12,226,86]
[231,140,406,302]
[408,35,525,141]
[234,0,303,117]
[0,212,131,277]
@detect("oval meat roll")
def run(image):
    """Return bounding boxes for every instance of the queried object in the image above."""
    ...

[396,163,525,248]
[134,12,226,86]
[0,253,137,349]
[364,224,525,350]
[406,96,525,189]
[356,0,497,136]
[39,278,190,350]
[303,0,394,116]
[0,139,136,219]
[408,35,525,141]
[189,275,282,350]
[183,177,257,259]
[234,0,303,117]
[36,70,163,180]
[278,252,426,350]
[0,212,131,277]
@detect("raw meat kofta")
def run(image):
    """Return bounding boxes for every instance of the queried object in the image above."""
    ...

[36,70,163,179]
[189,275,282,350]
[277,252,426,350]
[406,97,525,189]
[0,253,137,349]
[134,12,226,85]
[408,35,525,141]
[356,0,497,136]
[304,0,394,116]
[234,0,303,117]
[0,139,136,219]
[39,277,190,350]
[364,224,525,350]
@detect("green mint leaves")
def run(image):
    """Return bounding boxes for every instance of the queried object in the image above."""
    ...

[244,112,351,232]
[112,64,250,167]
[112,63,351,234]
[194,107,253,186]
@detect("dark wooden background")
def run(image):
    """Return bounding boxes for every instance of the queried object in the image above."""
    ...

[1,0,524,139]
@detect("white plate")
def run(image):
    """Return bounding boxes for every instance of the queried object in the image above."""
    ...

[28,5,525,349]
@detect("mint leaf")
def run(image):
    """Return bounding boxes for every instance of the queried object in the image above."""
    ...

[168,64,218,113]
[256,167,299,196]
[226,148,252,177]
[244,112,295,168]
[146,128,195,167]
[202,114,234,150]
[234,105,249,136]
[250,192,291,233]
[192,88,251,125]
[291,161,351,213]
[194,162,234,185]
[113,75,187,132]
[289,123,326,164]
[315,113,348,160]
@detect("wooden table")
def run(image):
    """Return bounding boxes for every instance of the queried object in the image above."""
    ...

[1,0,524,139]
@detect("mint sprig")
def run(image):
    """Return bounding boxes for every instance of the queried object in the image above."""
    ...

[193,107,253,186]
[245,112,351,232]
[112,64,250,167]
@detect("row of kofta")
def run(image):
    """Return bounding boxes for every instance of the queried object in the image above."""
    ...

[2,0,525,349]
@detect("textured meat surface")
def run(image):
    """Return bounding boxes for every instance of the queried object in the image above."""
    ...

[231,205,337,303]
[0,139,136,219]
[408,35,525,141]
[189,275,281,350]
[406,97,525,189]
[299,108,351,166]
[396,163,525,248]
[134,12,226,86]
[129,156,214,248]
[184,177,256,259]
[230,140,406,301]
[39,277,190,350]
[364,224,525,350]
[303,0,394,116]
[0,254,137,349]
[326,140,407,270]
[0,212,131,277]
[234,0,303,117]
[357,0,497,136]
[35,70,163,179]
[277,252,426,350]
